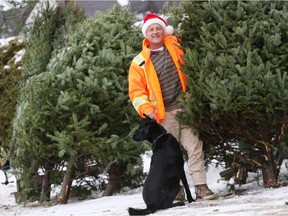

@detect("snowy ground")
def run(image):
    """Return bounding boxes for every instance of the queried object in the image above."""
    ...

[0,157,287,216]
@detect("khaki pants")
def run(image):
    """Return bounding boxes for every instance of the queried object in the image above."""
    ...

[160,108,207,185]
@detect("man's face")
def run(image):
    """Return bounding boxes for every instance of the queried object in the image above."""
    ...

[145,23,165,45]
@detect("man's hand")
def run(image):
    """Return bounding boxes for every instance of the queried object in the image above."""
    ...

[146,111,157,120]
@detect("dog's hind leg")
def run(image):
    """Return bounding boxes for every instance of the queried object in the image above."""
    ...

[181,170,195,203]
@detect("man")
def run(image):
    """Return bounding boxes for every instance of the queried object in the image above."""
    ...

[128,13,216,200]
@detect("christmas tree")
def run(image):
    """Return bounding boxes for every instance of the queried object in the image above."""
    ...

[11,0,86,203]
[0,39,24,161]
[175,1,288,187]
[12,3,145,203]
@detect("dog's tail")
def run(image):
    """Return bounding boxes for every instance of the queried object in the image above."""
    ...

[128,207,154,215]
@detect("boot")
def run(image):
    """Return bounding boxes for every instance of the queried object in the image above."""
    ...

[195,184,217,200]
[174,185,185,202]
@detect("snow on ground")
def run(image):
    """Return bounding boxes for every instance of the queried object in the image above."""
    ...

[0,158,287,216]
[0,0,24,11]
[0,36,17,47]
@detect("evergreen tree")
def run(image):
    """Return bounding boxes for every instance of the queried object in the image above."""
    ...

[12,4,146,203]
[174,1,288,187]
[11,1,86,202]
[0,39,24,159]
[21,0,85,80]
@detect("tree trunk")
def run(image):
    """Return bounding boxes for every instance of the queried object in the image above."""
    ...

[59,155,76,204]
[102,162,126,197]
[234,165,248,185]
[40,168,51,203]
[261,150,279,188]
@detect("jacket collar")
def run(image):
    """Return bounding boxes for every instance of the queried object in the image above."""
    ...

[142,38,151,57]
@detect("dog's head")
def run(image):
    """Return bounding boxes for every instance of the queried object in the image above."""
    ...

[133,115,167,143]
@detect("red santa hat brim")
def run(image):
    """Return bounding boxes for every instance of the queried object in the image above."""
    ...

[142,18,167,37]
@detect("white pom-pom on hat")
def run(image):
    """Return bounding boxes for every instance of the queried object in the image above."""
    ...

[165,25,174,35]
[141,13,174,37]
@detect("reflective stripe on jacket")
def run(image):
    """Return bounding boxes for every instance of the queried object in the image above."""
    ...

[128,35,187,123]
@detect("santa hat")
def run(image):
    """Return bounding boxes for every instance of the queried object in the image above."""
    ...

[141,13,174,37]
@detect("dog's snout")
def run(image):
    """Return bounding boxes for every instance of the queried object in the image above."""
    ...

[133,126,146,142]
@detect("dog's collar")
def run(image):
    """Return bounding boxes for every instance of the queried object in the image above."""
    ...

[153,132,167,144]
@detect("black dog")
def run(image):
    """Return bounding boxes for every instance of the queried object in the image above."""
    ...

[128,117,195,215]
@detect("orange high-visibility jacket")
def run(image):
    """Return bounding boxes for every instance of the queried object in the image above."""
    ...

[128,35,187,123]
